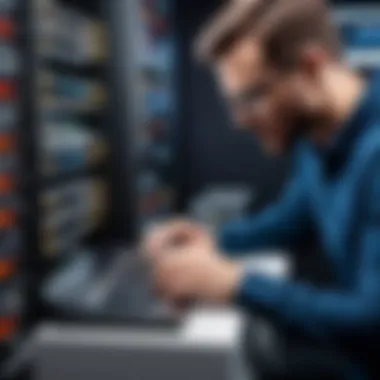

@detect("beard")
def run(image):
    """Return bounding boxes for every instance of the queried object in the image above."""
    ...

[279,100,333,152]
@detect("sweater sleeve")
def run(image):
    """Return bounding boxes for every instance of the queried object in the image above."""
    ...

[235,167,380,340]
[219,153,312,255]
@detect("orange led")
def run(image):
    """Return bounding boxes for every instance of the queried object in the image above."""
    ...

[0,175,14,194]
[0,260,17,280]
[0,81,16,101]
[0,134,15,153]
[0,316,19,342]
[0,18,16,39]
[0,210,17,228]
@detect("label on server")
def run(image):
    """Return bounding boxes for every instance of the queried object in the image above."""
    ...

[0,154,17,172]
[0,194,21,209]
[0,104,17,128]
[0,44,19,76]
[0,278,21,342]
[0,229,20,258]
[0,0,18,14]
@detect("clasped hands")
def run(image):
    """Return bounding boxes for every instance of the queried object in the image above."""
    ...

[142,219,244,311]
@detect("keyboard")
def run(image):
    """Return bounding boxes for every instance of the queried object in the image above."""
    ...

[89,248,178,322]
[42,247,178,324]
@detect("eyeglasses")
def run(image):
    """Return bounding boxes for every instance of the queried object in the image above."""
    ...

[228,81,274,113]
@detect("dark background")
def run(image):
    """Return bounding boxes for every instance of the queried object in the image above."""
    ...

[176,0,289,212]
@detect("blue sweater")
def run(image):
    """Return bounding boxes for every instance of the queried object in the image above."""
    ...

[220,76,380,379]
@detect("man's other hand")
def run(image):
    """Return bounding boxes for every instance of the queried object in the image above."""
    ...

[142,219,215,263]
[154,241,243,306]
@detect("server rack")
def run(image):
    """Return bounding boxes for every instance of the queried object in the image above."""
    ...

[12,0,180,341]
[19,0,113,331]
[0,0,379,376]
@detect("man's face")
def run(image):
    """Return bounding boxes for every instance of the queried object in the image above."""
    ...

[216,37,327,155]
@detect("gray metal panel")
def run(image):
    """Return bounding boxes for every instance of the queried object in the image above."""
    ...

[33,325,240,380]
[35,344,231,380]
[105,0,142,241]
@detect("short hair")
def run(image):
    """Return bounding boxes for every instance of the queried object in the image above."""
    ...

[195,0,342,69]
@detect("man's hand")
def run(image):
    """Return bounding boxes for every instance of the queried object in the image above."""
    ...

[154,241,244,306]
[142,219,215,263]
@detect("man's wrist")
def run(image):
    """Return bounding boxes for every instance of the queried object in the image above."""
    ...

[220,260,246,304]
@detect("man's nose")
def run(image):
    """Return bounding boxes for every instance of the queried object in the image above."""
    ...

[234,106,262,131]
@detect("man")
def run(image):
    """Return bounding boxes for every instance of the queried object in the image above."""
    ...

[144,0,380,378]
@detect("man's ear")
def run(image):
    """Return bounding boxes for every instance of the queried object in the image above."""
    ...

[299,43,328,77]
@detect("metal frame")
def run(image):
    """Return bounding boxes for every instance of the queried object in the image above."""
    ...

[104,0,140,243]
[18,0,42,332]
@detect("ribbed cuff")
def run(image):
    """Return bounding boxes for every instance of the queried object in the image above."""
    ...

[235,273,287,315]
